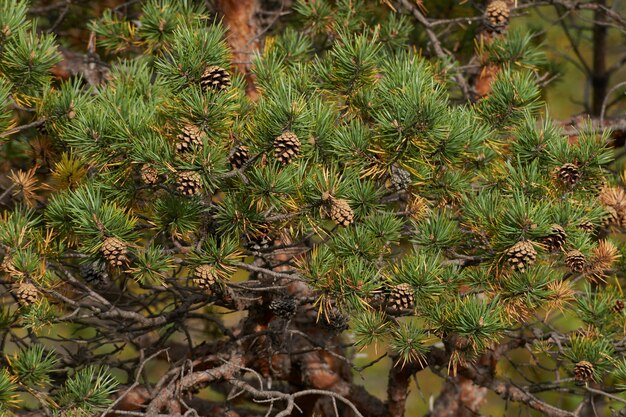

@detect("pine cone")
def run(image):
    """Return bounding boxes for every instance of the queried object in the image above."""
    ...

[388,283,415,311]
[485,1,510,30]
[274,131,301,165]
[244,233,273,252]
[140,164,159,185]
[506,241,536,272]
[557,163,581,186]
[176,171,202,196]
[543,224,567,252]
[599,187,626,228]
[574,360,594,383]
[229,145,249,169]
[330,198,354,227]
[200,65,231,92]
[613,299,625,314]
[601,206,621,228]
[578,221,595,234]
[14,283,39,306]
[270,297,297,319]
[565,250,586,273]
[320,310,350,333]
[390,165,411,191]
[176,124,204,153]
[80,261,110,289]
[1,255,23,279]
[194,264,218,291]
[101,237,128,267]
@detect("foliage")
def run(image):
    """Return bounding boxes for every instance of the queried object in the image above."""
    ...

[0,0,625,416]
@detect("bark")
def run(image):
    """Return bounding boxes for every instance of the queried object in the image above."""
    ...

[428,376,487,417]
[473,64,500,98]
[216,0,262,99]
[591,0,608,116]
[387,358,428,417]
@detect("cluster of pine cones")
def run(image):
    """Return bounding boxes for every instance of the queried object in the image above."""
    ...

[503,223,594,274]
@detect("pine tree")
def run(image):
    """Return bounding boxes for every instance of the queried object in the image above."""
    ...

[1,1,626,417]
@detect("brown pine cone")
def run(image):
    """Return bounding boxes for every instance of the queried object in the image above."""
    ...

[557,163,581,186]
[193,264,218,292]
[506,241,536,272]
[200,65,231,92]
[176,171,202,196]
[140,164,159,185]
[101,237,128,267]
[578,221,595,234]
[329,198,354,227]
[485,1,510,31]
[1,255,24,279]
[14,282,39,306]
[176,124,204,153]
[229,145,249,169]
[574,360,594,383]
[274,131,301,165]
[388,283,415,311]
[543,224,567,252]
[565,250,585,273]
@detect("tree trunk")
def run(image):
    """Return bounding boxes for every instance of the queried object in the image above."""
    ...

[216,0,261,98]
[427,376,488,417]
[591,0,608,116]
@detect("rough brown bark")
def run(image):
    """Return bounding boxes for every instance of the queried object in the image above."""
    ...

[387,359,428,417]
[428,376,487,417]
[216,0,261,99]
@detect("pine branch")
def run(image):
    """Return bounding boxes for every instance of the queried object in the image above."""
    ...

[398,0,471,100]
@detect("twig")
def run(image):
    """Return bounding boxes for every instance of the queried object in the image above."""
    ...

[0,119,47,138]
[398,0,471,100]
[228,378,366,417]
[600,81,626,124]
[584,385,626,405]
[99,349,166,417]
